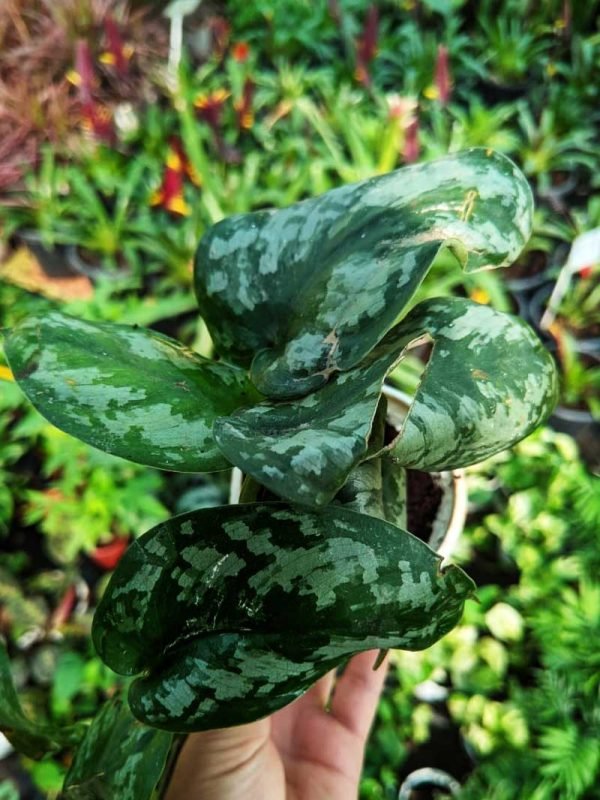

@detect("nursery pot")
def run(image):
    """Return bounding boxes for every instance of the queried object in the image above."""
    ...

[528,282,600,355]
[19,230,75,278]
[383,385,467,559]
[66,244,132,283]
[229,385,467,560]
[549,408,600,475]
[503,245,567,296]
[398,766,461,799]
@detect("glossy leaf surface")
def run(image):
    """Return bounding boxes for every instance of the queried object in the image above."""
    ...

[215,298,557,505]
[384,297,559,470]
[0,640,83,759]
[93,503,474,731]
[195,149,533,398]
[4,311,258,472]
[62,694,175,799]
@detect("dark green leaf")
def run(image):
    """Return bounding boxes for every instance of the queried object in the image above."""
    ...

[0,640,83,759]
[214,298,557,505]
[4,311,259,472]
[62,694,175,800]
[213,358,397,506]
[383,297,559,470]
[93,503,474,731]
[195,149,533,398]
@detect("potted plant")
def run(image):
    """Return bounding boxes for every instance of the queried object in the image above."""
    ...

[526,230,600,453]
[1,148,557,797]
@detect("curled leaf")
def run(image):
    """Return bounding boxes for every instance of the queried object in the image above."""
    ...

[93,503,474,731]
[195,149,533,398]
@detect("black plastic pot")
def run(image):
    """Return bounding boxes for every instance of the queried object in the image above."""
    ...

[66,244,132,283]
[504,244,568,297]
[19,230,75,278]
[477,76,530,104]
[549,407,600,474]
[528,282,600,356]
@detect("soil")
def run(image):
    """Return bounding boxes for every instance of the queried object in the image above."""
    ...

[406,470,443,543]
[507,249,549,281]
[398,704,475,790]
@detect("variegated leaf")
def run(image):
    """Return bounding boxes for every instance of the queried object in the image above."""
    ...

[383,297,559,470]
[214,298,557,505]
[4,311,259,472]
[213,360,403,506]
[93,504,475,731]
[381,459,408,529]
[0,640,83,759]
[195,149,533,398]
[62,694,176,799]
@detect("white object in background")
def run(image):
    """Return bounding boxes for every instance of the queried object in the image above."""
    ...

[164,0,203,74]
[0,733,13,760]
[541,227,600,331]
[398,767,461,798]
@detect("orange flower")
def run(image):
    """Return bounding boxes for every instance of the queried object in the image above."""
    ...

[232,41,250,63]
[234,78,255,130]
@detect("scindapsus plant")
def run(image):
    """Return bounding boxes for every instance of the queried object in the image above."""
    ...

[1,149,558,798]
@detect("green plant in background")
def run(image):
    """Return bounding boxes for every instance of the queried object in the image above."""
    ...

[553,333,600,416]
[474,17,550,85]
[0,148,70,247]
[517,105,598,197]
[1,148,558,796]
[363,429,600,799]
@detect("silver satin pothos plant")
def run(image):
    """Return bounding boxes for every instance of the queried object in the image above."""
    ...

[2,149,558,798]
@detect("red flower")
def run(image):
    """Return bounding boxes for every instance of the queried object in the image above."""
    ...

[151,139,200,215]
[355,5,379,86]
[232,41,250,63]
[90,537,129,571]
[101,15,132,77]
[195,88,230,132]
[404,114,420,164]
[50,585,77,629]
[434,45,452,106]
[151,167,190,217]
[74,40,115,143]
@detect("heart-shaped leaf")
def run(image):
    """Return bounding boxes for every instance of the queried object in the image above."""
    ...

[195,149,533,398]
[384,297,559,470]
[4,311,259,472]
[0,640,84,759]
[214,298,557,505]
[93,504,474,731]
[62,694,176,800]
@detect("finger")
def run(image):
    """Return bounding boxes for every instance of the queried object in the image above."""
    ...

[271,670,335,752]
[329,650,389,739]
[302,669,336,710]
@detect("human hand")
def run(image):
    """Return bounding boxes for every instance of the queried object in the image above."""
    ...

[165,650,389,800]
